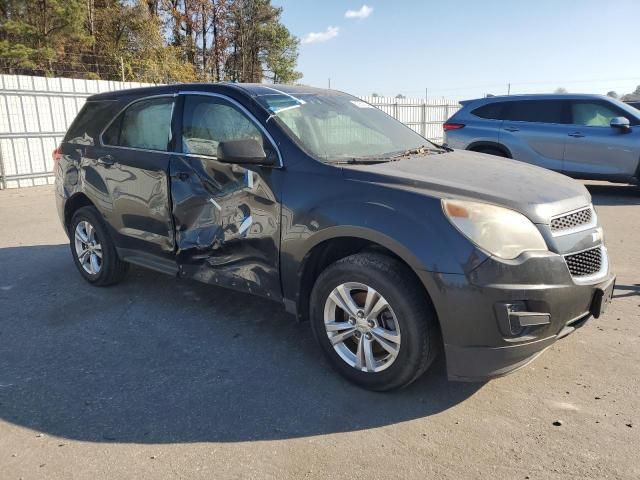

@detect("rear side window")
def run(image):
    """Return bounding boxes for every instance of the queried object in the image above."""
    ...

[504,100,568,124]
[103,97,174,151]
[65,101,118,145]
[181,95,275,160]
[471,102,506,120]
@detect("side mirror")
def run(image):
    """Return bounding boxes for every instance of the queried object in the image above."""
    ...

[610,116,631,132]
[217,138,273,165]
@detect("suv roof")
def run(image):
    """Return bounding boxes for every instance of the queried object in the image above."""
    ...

[88,82,331,101]
[459,93,613,106]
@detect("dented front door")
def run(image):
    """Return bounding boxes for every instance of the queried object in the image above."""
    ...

[169,93,282,300]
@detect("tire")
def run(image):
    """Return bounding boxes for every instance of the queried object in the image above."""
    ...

[69,206,128,286]
[473,147,508,158]
[310,252,439,391]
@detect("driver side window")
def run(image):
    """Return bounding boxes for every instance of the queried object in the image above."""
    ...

[571,102,629,127]
[181,95,273,159]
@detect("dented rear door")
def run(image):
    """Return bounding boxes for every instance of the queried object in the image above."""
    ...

[169,93,282,300]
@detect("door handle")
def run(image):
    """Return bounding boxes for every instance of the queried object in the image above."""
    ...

[97,155,115,166]
[503,127,520,132]
[568,132,585,138]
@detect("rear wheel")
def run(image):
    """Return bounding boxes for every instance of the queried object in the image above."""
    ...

[310,253,439,391]
[70,206,128,286]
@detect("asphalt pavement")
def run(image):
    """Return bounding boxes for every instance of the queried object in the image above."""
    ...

[0,183,638,479]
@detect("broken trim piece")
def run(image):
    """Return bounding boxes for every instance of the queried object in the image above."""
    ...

[209,198,222,210]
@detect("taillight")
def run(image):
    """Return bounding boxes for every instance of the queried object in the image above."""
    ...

[52,146,62,172]
[443,123,465,131]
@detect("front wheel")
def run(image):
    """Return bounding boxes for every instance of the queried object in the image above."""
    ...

[310,253,439,391]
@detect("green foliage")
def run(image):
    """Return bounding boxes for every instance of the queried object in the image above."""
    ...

[0,0,300,83]
[261,22,301,84]
[0,0,91,73]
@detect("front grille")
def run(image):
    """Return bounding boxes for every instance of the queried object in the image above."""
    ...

[564,247,602,277]
[551,207,593,233]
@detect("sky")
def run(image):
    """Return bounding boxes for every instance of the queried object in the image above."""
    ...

[273,0,640,100]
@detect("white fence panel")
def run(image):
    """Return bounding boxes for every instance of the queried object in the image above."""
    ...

[0,74,461,189]
[0,74,157,188]
[360,96,461,143]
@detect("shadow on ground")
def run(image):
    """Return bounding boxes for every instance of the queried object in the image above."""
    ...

[613,284,640,299]
[585,182,640,206]
[0,244,481,444]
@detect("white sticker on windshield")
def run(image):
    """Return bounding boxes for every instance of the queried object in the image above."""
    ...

[350,100,374,108]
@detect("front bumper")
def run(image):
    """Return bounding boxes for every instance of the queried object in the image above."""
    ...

[420,249,614,382]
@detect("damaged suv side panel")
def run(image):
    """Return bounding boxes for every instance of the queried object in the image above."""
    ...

[169,155,282,300]
[168,92,283,300]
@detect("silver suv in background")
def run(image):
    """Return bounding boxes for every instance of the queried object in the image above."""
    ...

[444,94,640,184]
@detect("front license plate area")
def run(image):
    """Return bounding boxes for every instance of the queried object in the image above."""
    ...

[590,277,615,318]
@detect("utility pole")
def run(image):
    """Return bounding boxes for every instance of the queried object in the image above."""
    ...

[120,57,125,83]
[328,77,331,89]
[507,83,511,95]
[425,88,428,102]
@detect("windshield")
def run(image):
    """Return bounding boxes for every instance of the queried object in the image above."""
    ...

[256,91,435,162]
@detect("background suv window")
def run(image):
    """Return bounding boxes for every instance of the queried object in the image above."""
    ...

[471,102,506,120]
[504,100,569,124]
[103,97,173,151]
[181,95,273,159]
[571,101,633,126]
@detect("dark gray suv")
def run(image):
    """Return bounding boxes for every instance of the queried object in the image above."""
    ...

[444,94,640,184]
[55,83,615,390]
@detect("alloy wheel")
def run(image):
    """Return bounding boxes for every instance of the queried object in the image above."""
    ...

[323,282,401,373]
[74,220,103,275]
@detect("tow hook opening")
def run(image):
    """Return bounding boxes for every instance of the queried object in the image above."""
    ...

[495,301,551,337]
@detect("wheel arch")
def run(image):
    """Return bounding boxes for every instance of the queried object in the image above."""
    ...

[467,141,512,158]
[64,193,95,233]
[292,226,438,326]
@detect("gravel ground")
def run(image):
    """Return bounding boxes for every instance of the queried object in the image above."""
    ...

[0,183,638,480]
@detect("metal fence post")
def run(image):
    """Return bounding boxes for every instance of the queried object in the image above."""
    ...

[443,104,451,143]
[0,143,5,190]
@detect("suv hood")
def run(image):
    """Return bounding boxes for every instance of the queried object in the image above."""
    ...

[342,150,591,224]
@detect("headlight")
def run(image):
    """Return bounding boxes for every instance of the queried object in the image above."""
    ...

[442,199,547,260]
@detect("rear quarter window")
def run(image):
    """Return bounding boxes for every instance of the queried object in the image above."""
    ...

[471,102,506,120]
[102,97,174,151]
[64,100,119,145]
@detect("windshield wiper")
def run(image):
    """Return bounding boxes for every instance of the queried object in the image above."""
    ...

[428,141,454,152]
[329,157,392,165]
[329,142,453,165]
[387,143,451,160]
